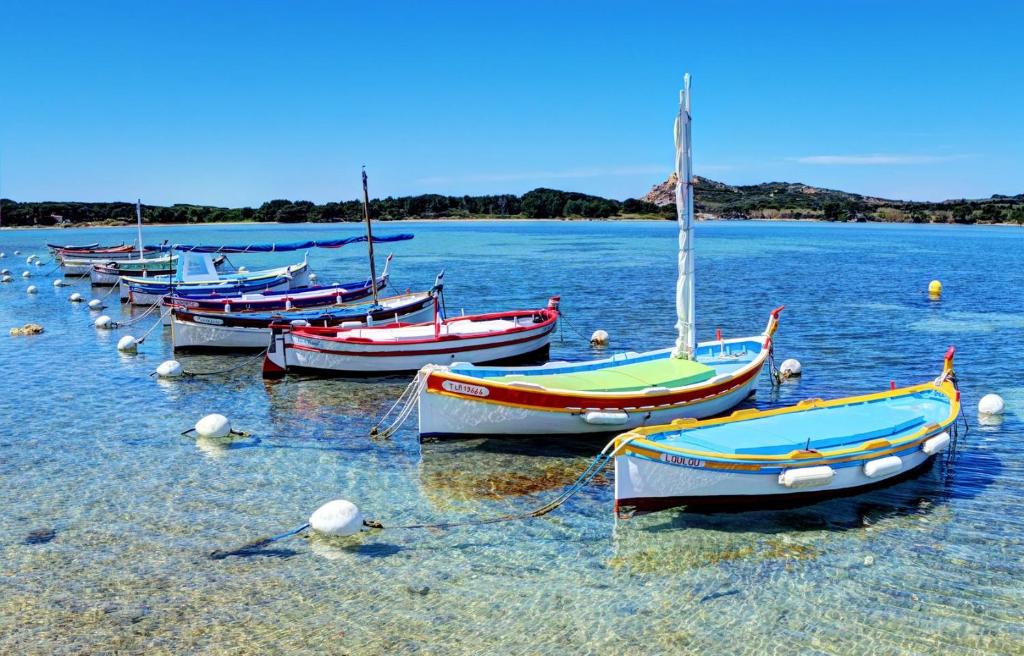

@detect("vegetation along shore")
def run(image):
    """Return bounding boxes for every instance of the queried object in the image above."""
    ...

[3,175,1023,227]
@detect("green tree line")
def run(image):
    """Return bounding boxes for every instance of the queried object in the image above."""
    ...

[0,189,667,227]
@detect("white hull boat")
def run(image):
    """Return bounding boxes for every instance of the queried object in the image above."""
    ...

[263,297,560,377]
[612,351,961,515]
[171,291,437,351]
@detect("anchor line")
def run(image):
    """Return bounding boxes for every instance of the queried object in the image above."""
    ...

[136,308,171,344]
[945,372,969,468]
[370,371,426,438]
[373,433,640,530]
[98,282,123,301]
[555,309,591,343]
[110,301,161,328]
[184,348,270,377]
[208,434,641,559]
[767,343,783,386]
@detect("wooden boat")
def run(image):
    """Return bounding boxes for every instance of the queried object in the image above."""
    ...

[121,253,312,305]
[89,254,226,286]
[415,75,783,440]
[163,255,393,313]
[59,246,163,276]
[612,349,961,516]
[170,290,437,351]
[263,296,561,377]
[59,202,160,275]
[47,241,103,251]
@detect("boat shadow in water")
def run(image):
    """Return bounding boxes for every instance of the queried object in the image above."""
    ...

[608,451,1000,574]
[625,446,1000,536]
[416,436,611,512]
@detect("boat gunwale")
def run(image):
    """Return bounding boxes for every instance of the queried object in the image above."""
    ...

[282,306,559,347]
[616,379,960,465]
[422,333,770,409]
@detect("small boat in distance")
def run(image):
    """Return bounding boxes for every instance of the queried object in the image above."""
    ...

[163,254,393,313]
[47,241,103,251]
[612,349,961,516]
[262,296,561,377]
[170,289,437,351]
[89,254,229,286]
[121,252,312,305]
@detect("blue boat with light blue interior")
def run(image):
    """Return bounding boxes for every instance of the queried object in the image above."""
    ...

[612,350,962,516]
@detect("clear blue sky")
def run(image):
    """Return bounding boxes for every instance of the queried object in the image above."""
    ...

[2,1,1021,206]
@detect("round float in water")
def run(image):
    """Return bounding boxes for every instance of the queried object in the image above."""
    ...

[978,393,1005,416]
[780,358,802,378]
[155,360,183,378]
[194,414,231,439]
[309,499,363,537]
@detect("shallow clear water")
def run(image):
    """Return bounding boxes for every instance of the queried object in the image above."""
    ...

[0,220,1021,654]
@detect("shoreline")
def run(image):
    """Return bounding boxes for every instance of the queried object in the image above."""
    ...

[2,216,1022,231]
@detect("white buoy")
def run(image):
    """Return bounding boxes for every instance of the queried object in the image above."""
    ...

[13,250,21,255]
[309,273,318,283]
[22,271,31,278]
[27,285,38,294]
[117,335,138,352]
[590,329,610,347]
[69,292,83,302]
[1,268,9,275]
[978,394,1005,416]
[309,499,364,537]
[0,252,5,258]
[1,275,11,283]
[87,299,104,309]
[194,414,231,439]
[780,358,803,378]
[53,278,67,287]
[26,255,36,264]
[94,315,113,329]
[155,360,183,378]
[35,261,43,267]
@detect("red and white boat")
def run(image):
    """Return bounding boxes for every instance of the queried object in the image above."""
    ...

[263,297,560,377]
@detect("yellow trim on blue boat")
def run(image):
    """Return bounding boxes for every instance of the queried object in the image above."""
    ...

[616,379,959,464]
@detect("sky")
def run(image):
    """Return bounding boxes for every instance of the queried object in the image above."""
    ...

[2,0,1022,206]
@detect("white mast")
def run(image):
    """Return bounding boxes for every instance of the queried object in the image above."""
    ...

[135,198,144,259]
[671,74,696,360]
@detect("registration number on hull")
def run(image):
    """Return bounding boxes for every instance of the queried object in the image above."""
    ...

[441,380,490,397]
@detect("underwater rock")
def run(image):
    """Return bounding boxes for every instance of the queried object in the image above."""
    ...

[24,528,55,544]
[407,584,431,596]
[10,323,44,336]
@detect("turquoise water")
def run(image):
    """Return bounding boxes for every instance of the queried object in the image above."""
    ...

[1,220,1021,654]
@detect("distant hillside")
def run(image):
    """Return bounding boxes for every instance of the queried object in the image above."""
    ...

[645,175,1024,224]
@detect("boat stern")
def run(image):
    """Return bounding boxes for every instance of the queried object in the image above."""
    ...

[262,326,290,378]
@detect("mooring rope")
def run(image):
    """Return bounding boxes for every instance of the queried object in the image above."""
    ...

[110,301,161,328]
[135,308,170,345]
[369,371,427,438]
[209,434,640,559]
[767,344,783,386]
[555,309,592,343]
[97,281,124,301]
[182,348,269,377]
[41,260,62,276]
